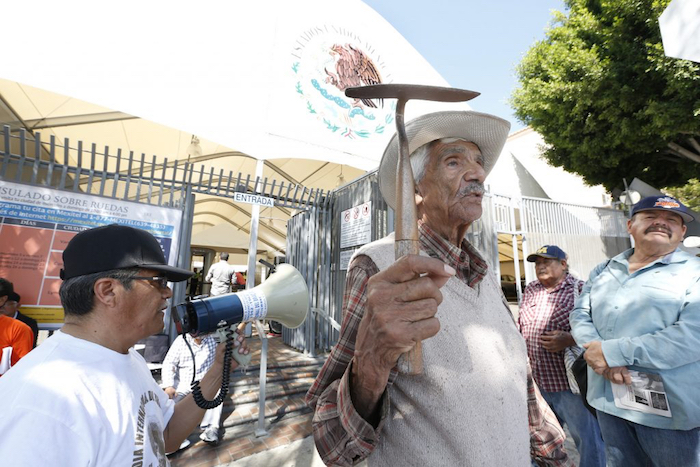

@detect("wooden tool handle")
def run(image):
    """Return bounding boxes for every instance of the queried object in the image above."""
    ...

[398,344,423,375]
[394,102,423,375]
[395,239,423,375]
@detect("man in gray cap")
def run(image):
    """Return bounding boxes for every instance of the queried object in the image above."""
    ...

[571,195,700,466]
[307,111,571,466]
[0,224,249,466]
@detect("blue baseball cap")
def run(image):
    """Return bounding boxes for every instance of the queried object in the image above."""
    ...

[631,196,694,224]
[527,245,567,262]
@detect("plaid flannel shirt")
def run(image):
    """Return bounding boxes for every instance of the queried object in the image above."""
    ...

[518,274,584,393]
[161,333,217,394]
[305,222,572,466]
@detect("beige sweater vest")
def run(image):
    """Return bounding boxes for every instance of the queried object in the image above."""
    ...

[356,234,530,466]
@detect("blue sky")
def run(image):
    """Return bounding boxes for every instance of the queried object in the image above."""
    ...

[363,0,566,131]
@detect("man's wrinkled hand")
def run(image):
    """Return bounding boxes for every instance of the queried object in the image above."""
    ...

[602,366,632,385]
[354,255,455,377]
[350,255,455,420]
[583,341,609,374]
[214,329,250,371]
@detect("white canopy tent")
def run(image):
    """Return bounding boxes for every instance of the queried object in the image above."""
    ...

[489,127,610,207]
[0,78,366,263]
[1,0,477,263]
[1,0,472,169]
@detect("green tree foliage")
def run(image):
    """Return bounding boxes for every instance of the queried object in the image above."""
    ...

[664,179,700,212]
[511,0,700,191]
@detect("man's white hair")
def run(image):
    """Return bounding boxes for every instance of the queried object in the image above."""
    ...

[410,137,469,184]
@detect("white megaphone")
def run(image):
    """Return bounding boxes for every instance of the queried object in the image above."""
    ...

[173,263,309,366]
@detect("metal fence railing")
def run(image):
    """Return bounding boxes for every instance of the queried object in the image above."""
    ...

[520,196,630,283]
[0,124,332,438]
[1,126,329,212]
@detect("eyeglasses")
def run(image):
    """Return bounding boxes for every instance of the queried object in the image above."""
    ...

[133,276,169,290]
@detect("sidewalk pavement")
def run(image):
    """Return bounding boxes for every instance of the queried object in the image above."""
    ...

[223,435,348,467]
[226,430,576,467]
[167,334,323,466]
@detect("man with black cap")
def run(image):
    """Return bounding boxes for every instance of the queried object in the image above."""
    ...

[1,291,39,348]
[0,224,249,466]
[571,195,700,466]
[519,245,605,467]
[306,111,571,466]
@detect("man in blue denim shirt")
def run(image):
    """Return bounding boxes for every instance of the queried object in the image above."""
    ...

[570,195,700,466]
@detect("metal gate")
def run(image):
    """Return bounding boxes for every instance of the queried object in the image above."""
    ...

[484,194,631,301]
[1,126,194,329]
[285,171,390,356]
[0,124,334,437]
[0,125,330,337]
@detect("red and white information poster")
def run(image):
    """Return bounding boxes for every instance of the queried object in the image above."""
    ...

[0,181,183,329]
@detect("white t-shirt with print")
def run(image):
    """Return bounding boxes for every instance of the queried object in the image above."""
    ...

[0,331,175,466]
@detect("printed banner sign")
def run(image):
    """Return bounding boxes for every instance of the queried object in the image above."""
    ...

[0,181,183,328]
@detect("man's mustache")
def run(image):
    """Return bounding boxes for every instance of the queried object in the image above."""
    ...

[458,182,485,197]
[645,225,672,237]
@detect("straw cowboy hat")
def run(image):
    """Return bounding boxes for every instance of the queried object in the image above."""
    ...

[378,110,511,210]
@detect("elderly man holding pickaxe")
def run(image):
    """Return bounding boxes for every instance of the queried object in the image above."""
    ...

[306,91,572,466]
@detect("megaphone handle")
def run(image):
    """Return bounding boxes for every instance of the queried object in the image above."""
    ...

[233,349,252,367]
[216,326,252,368]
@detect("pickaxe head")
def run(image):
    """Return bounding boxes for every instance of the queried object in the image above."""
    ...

[345,83,479,104]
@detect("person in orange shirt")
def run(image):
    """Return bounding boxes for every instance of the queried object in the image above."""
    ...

[0,278,33,375]
[2,292,39,348]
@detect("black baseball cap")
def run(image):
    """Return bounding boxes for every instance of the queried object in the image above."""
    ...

[527,245,567,262]
[60,224,193,282]
[631,195,694,224]
[7,292,20,302]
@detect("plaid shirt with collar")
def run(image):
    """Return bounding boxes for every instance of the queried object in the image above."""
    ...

[161,333,218,394]
[519,274,584,393]
[305,221,572,466]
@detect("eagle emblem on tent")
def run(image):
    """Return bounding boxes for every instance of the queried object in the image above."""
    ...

[325,43,383,108]
[290,32,394,139]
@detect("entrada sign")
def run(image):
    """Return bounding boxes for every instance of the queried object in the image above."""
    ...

[234,192,275,207]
